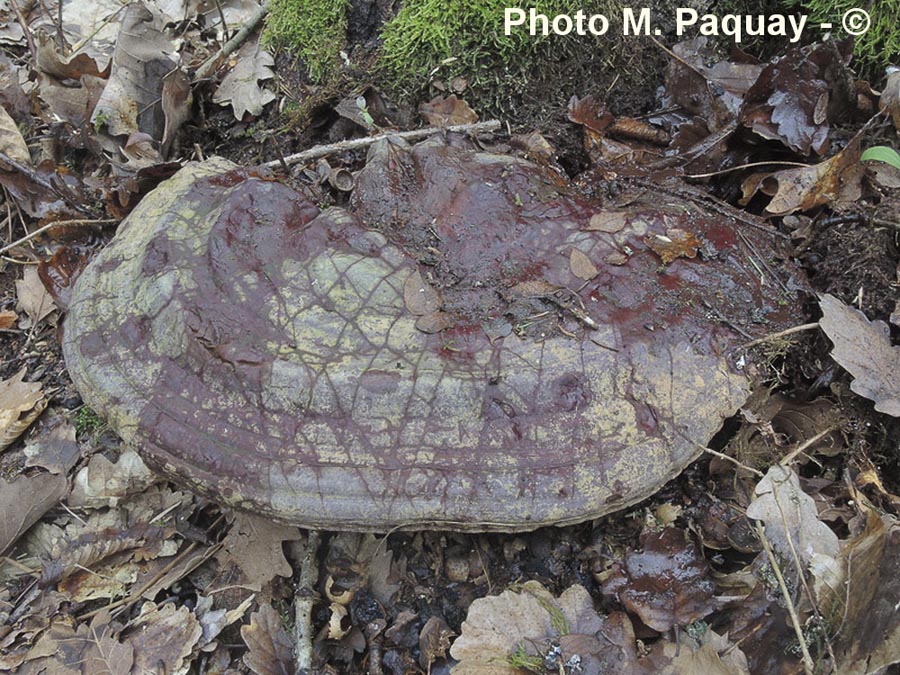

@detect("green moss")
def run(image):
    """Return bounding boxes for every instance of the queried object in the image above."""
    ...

[379,0,613,88]
[263,0,348,83]
[787,0,900,75]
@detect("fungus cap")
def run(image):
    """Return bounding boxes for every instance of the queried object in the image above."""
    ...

[63,139,802,531]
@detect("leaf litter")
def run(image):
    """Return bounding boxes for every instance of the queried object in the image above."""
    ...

[0,2,899,673]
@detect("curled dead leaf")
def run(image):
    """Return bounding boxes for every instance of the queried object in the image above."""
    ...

[0,368,47,452]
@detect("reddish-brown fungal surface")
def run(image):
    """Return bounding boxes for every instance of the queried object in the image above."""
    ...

[63,136,803,531]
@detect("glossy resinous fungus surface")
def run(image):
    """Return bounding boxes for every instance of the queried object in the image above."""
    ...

[63,136,803,531]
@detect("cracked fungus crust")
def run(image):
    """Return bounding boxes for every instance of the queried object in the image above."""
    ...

[63,139,803,531]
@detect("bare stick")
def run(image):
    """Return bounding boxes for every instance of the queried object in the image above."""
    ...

[262,120,502,170]
[779,425,840,466]
[194,1,270,81]
[741,323,820,350]
[1,218,116,255]
[755,522,815,675]
[294,529,321,675]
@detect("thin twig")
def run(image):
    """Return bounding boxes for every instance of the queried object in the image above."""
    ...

[755,521,815,675]
[702,446,763,477]
[194,0,269,81]
[779,425,840,466]
[0,218,116,255]
[741,323,820,349]
[8,0,37,63]
[262,120,502,170]
[294,530,321,675]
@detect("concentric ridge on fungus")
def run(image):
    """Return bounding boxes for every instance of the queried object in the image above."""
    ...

[63,137,803,531]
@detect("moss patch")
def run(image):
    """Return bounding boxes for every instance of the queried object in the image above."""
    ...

[263,0,348,83]
[788,0,900,76]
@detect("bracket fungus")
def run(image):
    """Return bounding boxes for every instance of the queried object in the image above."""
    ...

[63,136,804,531]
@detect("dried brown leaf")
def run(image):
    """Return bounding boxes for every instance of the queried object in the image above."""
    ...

[0,309,17,328]
[419,94,478,126]
[127,602,203,675]
[879,69,900,131]
[161,67,192,157]
[834,511,900,674]
[586,211,627,233]
[644,228,701,264]
[24,418,81,474]
[218,513,301,591]
[0,367,47,452]
[567,95,614,133]
[241,603,294,675]
[91,3,178,140]
[755,137,863,215]
[0,471,67,555]
[16,265,57,327]
[213,40,276,120]
[450,582,605,674]
[818,293,900,416]
[419,616,454,671]
[68,448,157,508]
[404,269,441,316]
[746,465,840,580]
[0,104,30,167]
[569,248,599,281]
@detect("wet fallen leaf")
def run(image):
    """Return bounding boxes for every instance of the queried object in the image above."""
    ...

[644,228,701,264]
[16,265,57,327]
[419,94,478,126]
[740,41,854,155]
[0,367,47,451]
[242,603,294,675]
[569,248,598,281]
[818,293,900,416]
[0,104,30,166]
[567,95,614,134]
[746,464,840,581]
[218,513,301,591]
[602,528,716,632]
[68,448,157,508]
[213,40,276,120]
[0,472,67,555]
